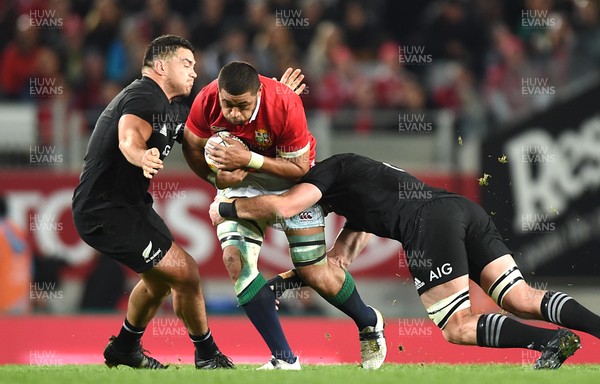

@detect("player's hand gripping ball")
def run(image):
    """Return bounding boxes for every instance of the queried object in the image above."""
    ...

[204,131,248,173]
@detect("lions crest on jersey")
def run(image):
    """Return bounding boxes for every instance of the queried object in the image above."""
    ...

[254,128,272,148]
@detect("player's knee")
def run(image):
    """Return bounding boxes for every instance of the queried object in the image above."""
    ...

[169,268,200,294]
[500,284,543,318]
[217,221,263,285]
[295,265,319,286]
[440,325,458,344]
[440,314,471,345]
[222,250,242,281]
[141,279,172,302]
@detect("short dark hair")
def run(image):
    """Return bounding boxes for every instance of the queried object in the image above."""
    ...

[143,35,194,68]
[217,61,260,95]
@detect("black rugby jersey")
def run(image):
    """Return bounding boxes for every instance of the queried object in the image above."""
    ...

[73,76,188,212]
[300,153,456,242]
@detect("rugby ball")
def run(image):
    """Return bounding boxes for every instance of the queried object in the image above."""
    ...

[204,131,248,173]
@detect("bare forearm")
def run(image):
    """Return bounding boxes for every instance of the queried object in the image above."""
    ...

[182,129,214,184]
[211,183,322,226]
[183,142,210,179]
[118,115,164,179]
[258,155,308,180]
[119,138,147,167]
[329,229,372,268]
[234,195,283,221]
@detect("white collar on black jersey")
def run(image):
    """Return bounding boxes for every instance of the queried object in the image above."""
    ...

[249,95,261,123]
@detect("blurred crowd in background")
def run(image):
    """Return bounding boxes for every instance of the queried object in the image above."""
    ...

[1,0,599,138]
[2,0,600,315]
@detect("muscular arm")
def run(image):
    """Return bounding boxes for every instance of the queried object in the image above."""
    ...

[182,128,211,180]
[210,182,322,224]
[208,138,310,180]
[118,114,163,178]
[260,150,310,180]
[327,229,372,269]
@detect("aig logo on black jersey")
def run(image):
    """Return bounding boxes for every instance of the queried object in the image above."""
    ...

[429,263,453,281]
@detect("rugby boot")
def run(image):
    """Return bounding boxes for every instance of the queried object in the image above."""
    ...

[257,356,301,370]
[103,335,166,369]
[359,306,386,369]
[533,328,581,369]
[195,349,235,369]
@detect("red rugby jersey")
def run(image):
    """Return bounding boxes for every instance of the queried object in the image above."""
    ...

[186,75,316,165]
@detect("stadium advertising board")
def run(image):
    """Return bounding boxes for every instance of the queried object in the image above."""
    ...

[0,172,401,277]
[481,83,600,277]
[0,170,477,279]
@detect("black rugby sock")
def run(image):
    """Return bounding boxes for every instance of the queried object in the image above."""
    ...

[242,283,296,364]
[541,291,600,338]
[113,318,145,352]
[190,329,219,359]
[324,270,377,330]
[476,314,556,350]
[268,269,306,298]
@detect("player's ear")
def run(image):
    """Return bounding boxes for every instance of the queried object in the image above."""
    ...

[154,59,166,76]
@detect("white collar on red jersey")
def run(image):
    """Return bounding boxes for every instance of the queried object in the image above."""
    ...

[249,95,261,123]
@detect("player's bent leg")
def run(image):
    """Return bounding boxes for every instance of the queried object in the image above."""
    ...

[479,255,534,317]
[150,243,207,335]
[288,226,386,369]
[421,275,578,368]
[289,227,340,296]
[481,255,600,340]
[103,265,173,369]
[103,279,169,368]
[479,256,592,368]
[421,275,478,344]
[128,276,171,328]
[217,219,297,367]
[222,246,242,282]
[480,259,583,369]
[217,219,263,298]
[149,242,234,369]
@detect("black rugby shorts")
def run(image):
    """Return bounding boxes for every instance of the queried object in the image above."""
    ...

[73,204,173,273]
[403,196,511,295]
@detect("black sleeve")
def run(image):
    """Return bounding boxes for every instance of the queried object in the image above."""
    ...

[120,91,162,126]
[300,156,342,194]
[343,219,363,232]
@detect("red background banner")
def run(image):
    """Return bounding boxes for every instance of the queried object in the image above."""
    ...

[0,170,479,279]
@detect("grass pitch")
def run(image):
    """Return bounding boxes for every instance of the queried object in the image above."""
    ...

[1,364,600,384]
